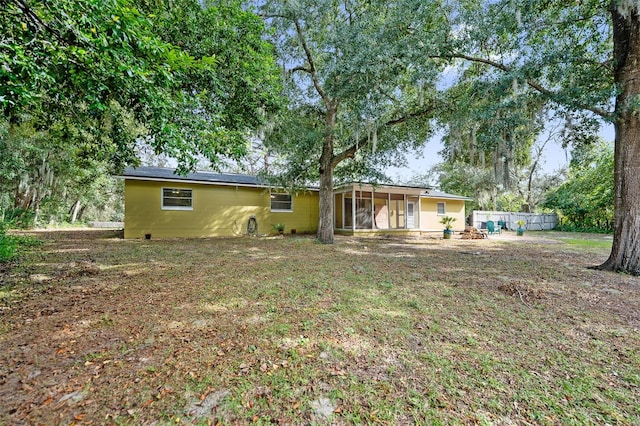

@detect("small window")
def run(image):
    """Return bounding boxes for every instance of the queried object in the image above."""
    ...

[162,188,193,210]
[271,193,292,211]
[437,202,446,215]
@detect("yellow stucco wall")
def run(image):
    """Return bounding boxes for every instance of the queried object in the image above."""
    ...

[420,198,466,231]
[124,180,319,238]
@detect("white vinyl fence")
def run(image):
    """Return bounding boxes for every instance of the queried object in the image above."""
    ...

[472,211,558,231]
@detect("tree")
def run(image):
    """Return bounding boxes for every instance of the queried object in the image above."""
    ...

[1,0,281,224]
[1,0,281,169]
[137,0,283,171]
[260,0,449,243]
[437,76,543,192]
[446,0,640,274]
[430,162,498,211]
[544,139,614,231]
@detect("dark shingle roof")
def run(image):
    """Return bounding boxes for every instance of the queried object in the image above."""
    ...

[120,166,268,187]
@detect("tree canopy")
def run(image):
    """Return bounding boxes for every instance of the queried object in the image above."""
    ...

[544,139,614,232]
[259,0,451,242]
[436,0,638,273]
[1,0,281,224]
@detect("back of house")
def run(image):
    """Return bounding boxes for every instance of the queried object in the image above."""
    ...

[120,167,470,239]
[121,167,319,239]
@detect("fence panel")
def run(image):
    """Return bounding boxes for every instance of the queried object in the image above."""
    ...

[472,211,558,231]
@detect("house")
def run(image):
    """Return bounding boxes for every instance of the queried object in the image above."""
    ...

[120,167,470,238]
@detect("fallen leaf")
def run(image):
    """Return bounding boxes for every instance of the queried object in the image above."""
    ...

[199,387,212,400]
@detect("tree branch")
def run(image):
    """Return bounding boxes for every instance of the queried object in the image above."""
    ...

[291,14,331,106]
[289,65,311,74]
[448,52,614,121]
[332,107,434,167]
[11,0,83,48]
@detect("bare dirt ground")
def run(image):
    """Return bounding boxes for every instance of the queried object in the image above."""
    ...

[0,229,638,425]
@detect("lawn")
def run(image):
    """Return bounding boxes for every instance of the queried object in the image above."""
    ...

[0,230,638,425]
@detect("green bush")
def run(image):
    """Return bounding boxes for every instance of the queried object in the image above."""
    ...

[0,233,17,262]
[2,208,35,229]
[0,222,41,263]
[0,222,15,262]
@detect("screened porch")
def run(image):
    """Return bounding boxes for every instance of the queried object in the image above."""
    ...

[334,184,423,233]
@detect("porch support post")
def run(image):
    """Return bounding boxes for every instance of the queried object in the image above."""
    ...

[371,189,376,229]
[341,192,344,230]
[404,194,407,229]
[332,191,335,230]
[388,193,392,230]
[352,186,356,231]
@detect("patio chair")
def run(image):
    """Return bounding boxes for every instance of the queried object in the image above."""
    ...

[486,220,501,235]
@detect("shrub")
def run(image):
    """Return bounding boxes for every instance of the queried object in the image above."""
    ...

[0,222,41,263]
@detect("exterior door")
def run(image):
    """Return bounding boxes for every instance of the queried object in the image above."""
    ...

[407,202,416,228]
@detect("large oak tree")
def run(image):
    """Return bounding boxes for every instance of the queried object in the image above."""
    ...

[446,0,640,274]
[260,0,450,243]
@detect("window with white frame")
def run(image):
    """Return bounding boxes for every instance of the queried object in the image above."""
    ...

[162,188,193,210]
[437,202,446,215]
[270,193,292,211]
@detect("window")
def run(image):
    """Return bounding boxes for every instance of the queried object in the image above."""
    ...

[162,188,193,210]
[437,202,446,215]
[271,193,292,211]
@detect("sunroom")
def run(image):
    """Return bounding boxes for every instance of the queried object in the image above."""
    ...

[333,183,469,236]
[333,184,419,235]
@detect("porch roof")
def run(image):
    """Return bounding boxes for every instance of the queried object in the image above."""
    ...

[334,183,472,201]
[334,182,426,196]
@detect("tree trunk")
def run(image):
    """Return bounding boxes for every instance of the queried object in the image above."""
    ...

[317,103,338,244]
[503,133,512,189]
[469,127,476,166]
[77,205,87,222]
[598,3,640,274]
[70,200,81,223]
[33,200,40,225]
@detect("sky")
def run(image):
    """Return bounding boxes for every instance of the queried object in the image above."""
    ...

[386,122,615,183]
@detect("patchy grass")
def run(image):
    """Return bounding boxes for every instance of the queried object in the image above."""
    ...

[542,231,614,250]
[559,238,613,250]
[0,230,638,425]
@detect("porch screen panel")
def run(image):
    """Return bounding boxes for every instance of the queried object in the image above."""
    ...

[335,194,343,229]
[374,198,389,229]
[355,199,372,229]
[391,199,405,229]
[344,197,353,228]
